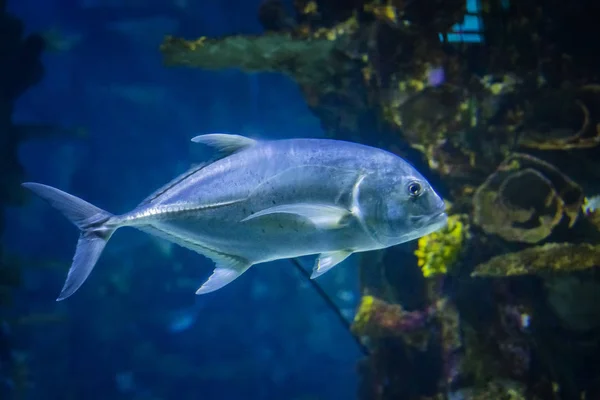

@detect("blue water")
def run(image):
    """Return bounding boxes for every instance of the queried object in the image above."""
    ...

[4,1,362,398]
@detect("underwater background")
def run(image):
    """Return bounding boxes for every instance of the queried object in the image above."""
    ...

[2,0,600,399]
[2,1,362,399]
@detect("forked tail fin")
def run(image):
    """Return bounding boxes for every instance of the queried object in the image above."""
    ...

[22,183,117,301]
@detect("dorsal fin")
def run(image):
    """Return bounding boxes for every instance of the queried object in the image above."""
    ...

[138,162,209,206]
[191,133,258,155]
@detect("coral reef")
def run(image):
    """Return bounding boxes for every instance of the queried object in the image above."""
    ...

[472,243,600,277]
[415,213,468,278]
[159,0,600,398]
[161,34,339,86]
[352,295,433,340]
[473,153,583,244]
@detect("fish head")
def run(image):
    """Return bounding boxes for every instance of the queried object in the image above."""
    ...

[364,171,447,246]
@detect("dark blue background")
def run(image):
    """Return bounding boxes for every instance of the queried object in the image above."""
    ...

[4,1,362,398]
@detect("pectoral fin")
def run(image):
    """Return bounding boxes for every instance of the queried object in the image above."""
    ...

[241,203,351,229]
[191,133,258,155]
[311,250,353,279]
[196,256,251,295]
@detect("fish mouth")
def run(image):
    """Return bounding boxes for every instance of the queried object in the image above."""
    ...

[428,211,448,227]
[428,211,448,224]
[419,212,448,233]
[387,212,448,244]
[411,211,447,226]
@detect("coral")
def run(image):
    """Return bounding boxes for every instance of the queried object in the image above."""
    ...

[471,243,600,277]
[517,86,600,151]
[413,212,468,390]
[161,33,339,86]
[415,214,468,278]
[460,326,506,385]
[352,295,433,342]
[496,305,532,378]
[391,87,473,156]
[582,195,600,231]
[436,298,463,387]
[473,153,584,244]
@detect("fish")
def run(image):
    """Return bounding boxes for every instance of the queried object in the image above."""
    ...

[22,134,447,301]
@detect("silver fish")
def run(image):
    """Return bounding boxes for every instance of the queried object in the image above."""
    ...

[22,134,447,301]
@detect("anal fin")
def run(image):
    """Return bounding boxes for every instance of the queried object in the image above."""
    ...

[311,250,353,279]
[196,257,251,295]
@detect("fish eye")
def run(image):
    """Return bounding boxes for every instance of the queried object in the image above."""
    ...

[407,181,423,197]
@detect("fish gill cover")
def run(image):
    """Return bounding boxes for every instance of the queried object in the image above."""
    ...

[2,0,600,399]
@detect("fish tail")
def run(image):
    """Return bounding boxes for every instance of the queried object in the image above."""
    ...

[22,182,118,301]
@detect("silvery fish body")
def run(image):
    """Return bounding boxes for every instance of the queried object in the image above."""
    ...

[22,134,447,301]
